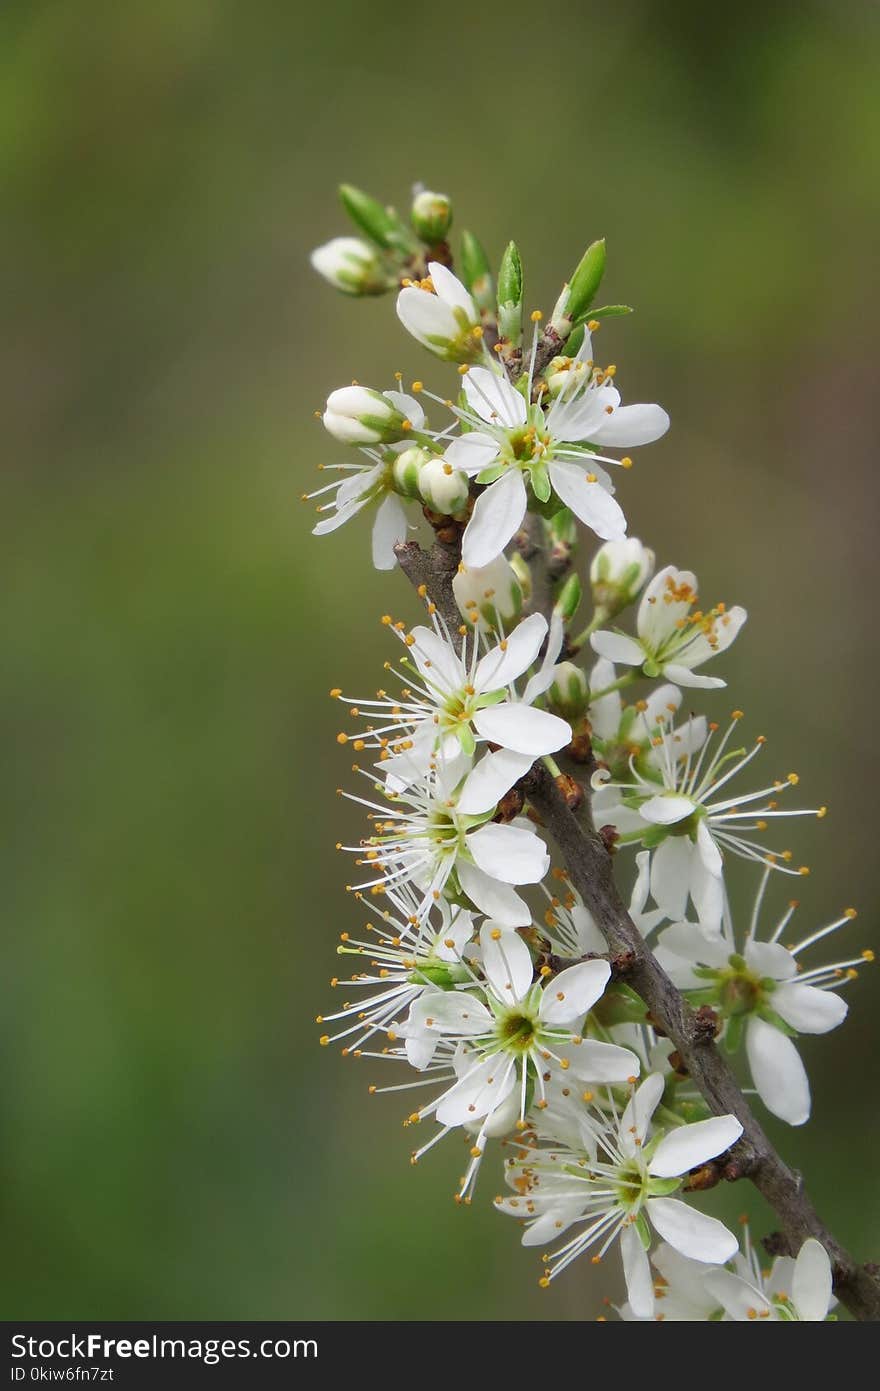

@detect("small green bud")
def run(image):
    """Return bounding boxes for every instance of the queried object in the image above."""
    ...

[553,571,582,621]
[411,189,453,244]
[548,662,590,720]
[497,241,524,345]
[323,385,412,445]
[590,538,655,619]
[310,236,394,296]
[339,184,403,250]
[418,457,470,515]
[549,238,606,339]
[392,445,431,499]
[459,230,494,313]
[546,508,577,549]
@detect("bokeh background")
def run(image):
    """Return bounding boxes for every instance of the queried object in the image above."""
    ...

[3,0,879,1320]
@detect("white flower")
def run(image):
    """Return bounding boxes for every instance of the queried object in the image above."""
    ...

[654,869,864,1125]
[588,657,707,785]
[441,362,667,568]
[706,1235,835,1321]
[340,753,550,926]
[590,537,655,619]
[404,925,638,1196]
[335,610,571,815]
[539,852,664,959]
[591,565,747,688]
[619,1243,727,1321]
[495,1073,742,1317]
[308,389,426,569]
[316,885,476,1054]
[396,263,482,361]
[310,236,394,296]
[594,711,825,930]
[322,385,415,446]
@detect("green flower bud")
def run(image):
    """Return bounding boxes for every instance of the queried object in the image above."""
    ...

[411,189,453,244]
[339,184,405,250]
[548,662,590,720]
[549,238,606,339]
[459,230,494,313]
[553,571,582,621]
[392,445,431,499]
[497,240,524,346]
[323,385,411,445]
[418,457,470,515]
[310,236,394,296]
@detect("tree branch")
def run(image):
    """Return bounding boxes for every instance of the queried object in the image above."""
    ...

[393,533,880,1323]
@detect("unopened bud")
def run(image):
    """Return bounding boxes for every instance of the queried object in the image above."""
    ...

[548,662,590,720]
[545,354,591,399]
[453,556,523,632]
[323,386,411,445]
[553,571,582,622]
[392,446,431,499]
[310,237,393,296]
[590,538,655,618]
[418,458,470,515]
[460,230,494,314]
[411,190,453,244]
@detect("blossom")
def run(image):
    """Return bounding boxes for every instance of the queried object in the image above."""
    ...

[396,263,483,361]
[654,869,865,1124]
[706,1234,835,1321]
[593,711,825,930]
[308,388,426,568]
[495,1073,742,1317]
[591,565,746,688]
[403,924,638,1195]
[340,752,550,926]
[618,1243,727,1321]
[440,362,668,567]
[335,610,570,814]
[316,885,476,1054]
[588,657,707,784]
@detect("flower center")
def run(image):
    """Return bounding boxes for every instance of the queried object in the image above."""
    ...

[498,1008,538,1052]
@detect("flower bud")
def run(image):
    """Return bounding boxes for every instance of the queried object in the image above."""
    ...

[339,184,404,249]
[497,241,524,346]
[392,445,431,499]
[548,662,590,720]
[545,354,591,399]
[310,237,392,296]
[590,538,655,618]
[460,230,494,314]
[418,457,470,515]
[411,190,453,244]
[553,571,582,622]
[323,386,411,445]
[453,556,523,633]
[549,238,606,339]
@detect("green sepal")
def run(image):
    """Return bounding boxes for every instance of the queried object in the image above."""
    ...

[476,463,508,486]
[529,459,552,503]
[457,724,476,758]
[723,1013,745,1054]
[634,1212,652,1250]
[757,1005,797,1037]
[579,304,633,323]
[460,230,494,312]
[646,1175,682,1199]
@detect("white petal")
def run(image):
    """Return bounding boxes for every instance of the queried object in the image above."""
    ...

[792,1238,833,1321]
[467,821,549,885]
[649,1115,743,1178]
[650,839,691,920]
[462,367,527,428]
[540,960,611,1025]
[428,261,477,317]
[772,982,848,1035]
[409,990,492,1036]
[619,1072,665,1156]
[461,470,528,568]
[404,1032,438,1070]
[444,432,500,476]
[311,497,368,536]
[621,1224,655,1320]
[457,860,531,926]
[640,794,698,826]
[696,818,723,877]
[519,1203,583,1248]
[396,286,459,347]
[590,402,670,446]
[569,903,607,955]
[548,461,627,541]
[480,923,534,1004]
[745,1016,810,1125]
[474,611,547,690]
[662,664,726,690]
[435,1055,516,1126]
[408,626,465,693]
[383,390,425,430]
[744,940,798,982]
[704,1269,773,1321]
[689,848,724,930]
[474,702,571,756]
[559,1039,640,1083]
[589,630,644,667]
[657,922,729,969]
[371,492,408,570]
[457,748,534,815]
[646,1198,739,1263]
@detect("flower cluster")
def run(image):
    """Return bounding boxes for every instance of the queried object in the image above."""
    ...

[307,182,868,1320]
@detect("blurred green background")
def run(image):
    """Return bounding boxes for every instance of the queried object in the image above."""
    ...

[3,0,879,1320]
